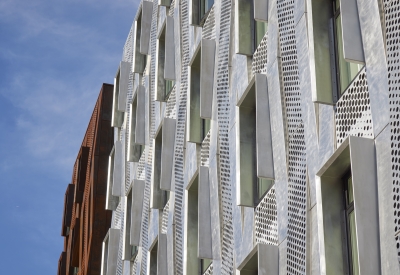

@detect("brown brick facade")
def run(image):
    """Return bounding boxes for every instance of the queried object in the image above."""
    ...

[58,84,114,275]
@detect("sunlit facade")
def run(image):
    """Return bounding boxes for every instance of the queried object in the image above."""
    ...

[101,0,400,274]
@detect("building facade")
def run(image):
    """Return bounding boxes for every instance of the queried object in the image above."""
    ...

[58,84,114,275]
[101,0,400,274]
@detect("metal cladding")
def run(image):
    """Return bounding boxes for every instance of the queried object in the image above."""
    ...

[164,16,176,81]
[99,1,400,275]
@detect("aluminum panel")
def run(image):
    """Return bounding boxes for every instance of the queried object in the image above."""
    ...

[294,0,305,26]
[160,118,176,191]
[189,0,199,26]
[112,77,124,127]
[254,0,268,22]
[375,126,400,274]
[198,166,213,259]
[255,73,274,179]
[133,21,146,73]
[140,1,153,55]
[135,86,146,145]
[258,244,279,275]
[118,61,131,112]
[131,179,145,246]
[235,0,253,55]
[112,141,124,197]
[107,229,121,275]
[106,145,118,210]
[200,39,216,119]
[157,234,168,275]
[155,37,166,102]
[350,136,381,275]
[356,0,389,137]
[339,0,365,63]
[164,16,175,81]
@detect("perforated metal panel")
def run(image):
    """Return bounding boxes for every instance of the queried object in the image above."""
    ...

[252,32,268,75]
[215,0,234,273]
[201,131,211,166]
[277,1,307,274]
[161,200,170,234]
[172,0,191,272]
[384,0,400,260]
[165,86,177,119]
[202,6,216,40]
[169,0,175,16]
[335,69,372,146]
[203,263,213,275]
[255,186,278,245]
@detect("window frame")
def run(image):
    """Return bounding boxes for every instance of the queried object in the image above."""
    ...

[331,0,365,99]
[342,171,359,275]
[198,0,214,25]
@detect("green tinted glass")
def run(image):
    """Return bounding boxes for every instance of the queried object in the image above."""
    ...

[349,211,359,275]
[335,15,362,94]
[201,259,212,272]
[255,21,268,49]
[257,178,273,200]
[165,80,174,98]
[131,245,138,257]
[202,118,211,140]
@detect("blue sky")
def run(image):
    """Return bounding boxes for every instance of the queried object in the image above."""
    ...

[0,0,139,273]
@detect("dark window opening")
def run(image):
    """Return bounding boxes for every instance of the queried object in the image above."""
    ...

[343,172,359,275]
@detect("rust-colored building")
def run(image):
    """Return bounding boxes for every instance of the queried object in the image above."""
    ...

[58,84,114,275]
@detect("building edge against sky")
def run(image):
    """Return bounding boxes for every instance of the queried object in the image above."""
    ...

[65,0,400,274]
[58,84,114,275]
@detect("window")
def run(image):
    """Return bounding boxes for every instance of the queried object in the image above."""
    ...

[332,0,363,95]
[165,79,175,99]
[343,173,359,275]
[237,75,274,207]
[235,0,268,55]
[123,189,138,261]
[316,136,380,275]
[151,126,170,209]
[101,229,120,275]
[106,142,123,210]
[149,241,158,275]
[199,0,214,23]
[201,117,211,141]
[188,43,213,143]
[200,259,212,274]
[256,178,273,204]
[127,86,145,162]
[254,20,267,50]
[185,174,212,275]
[156,20,176,101]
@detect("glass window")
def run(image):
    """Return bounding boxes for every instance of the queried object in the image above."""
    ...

[199,0,214,22]
[255,20,268,50]
[344,173,359,275]
[165,80,174,99]
[201,118,211,141]
[131,245,138,260]
[333,0,363,95]
[256,178,273,203]
[200,258,212,273]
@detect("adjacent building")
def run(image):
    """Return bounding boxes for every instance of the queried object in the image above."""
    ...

[102,0,400,274]
[58,84,114,275]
